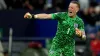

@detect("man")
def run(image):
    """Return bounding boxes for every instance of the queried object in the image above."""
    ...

[24,1,86,56]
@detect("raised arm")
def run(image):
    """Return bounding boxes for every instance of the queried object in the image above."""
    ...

[24,12,52,19]
[75,19,86,40]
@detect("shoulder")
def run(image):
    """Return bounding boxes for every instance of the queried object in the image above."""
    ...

[51,12,68,20]
[76,16,84,24]
[53,12,67,15]
[77,16,83,21]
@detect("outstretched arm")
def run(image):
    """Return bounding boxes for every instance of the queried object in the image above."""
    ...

[24,12,52,19]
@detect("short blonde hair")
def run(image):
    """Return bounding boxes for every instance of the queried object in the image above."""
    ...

[71,1,80,9]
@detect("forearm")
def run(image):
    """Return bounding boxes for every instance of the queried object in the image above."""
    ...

[32,13,52,19]
[81,31,86,40]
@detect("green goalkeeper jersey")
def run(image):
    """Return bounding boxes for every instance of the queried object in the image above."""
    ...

[49,12,84,56]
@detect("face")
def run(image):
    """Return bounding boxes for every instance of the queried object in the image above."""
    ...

[68,3,79,17]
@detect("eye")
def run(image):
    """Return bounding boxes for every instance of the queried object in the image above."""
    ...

[71,7,73,9]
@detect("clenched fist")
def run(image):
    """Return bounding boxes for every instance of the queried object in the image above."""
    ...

[75,28,82,37]
[24,12,32,19]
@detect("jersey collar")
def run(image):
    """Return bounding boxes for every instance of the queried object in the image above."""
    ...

[68,15,78,21]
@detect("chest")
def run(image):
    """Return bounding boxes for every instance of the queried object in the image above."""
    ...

[60,18,79,28]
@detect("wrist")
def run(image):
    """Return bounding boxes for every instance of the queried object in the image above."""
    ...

[32,14,38,18]
[82,35,86,40]
[31,14,34,18]
[34,15,38,18]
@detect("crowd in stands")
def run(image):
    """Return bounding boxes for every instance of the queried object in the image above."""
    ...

[0,0,99,24]
[0,0,99,25]
[0,0,98,11]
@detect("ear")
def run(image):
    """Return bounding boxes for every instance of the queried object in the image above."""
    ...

[76,11,78,13]
[76,8,79,13]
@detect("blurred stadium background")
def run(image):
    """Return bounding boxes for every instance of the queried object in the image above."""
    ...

[0,0,100,56]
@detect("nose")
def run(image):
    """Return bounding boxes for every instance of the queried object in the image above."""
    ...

[68,8,72,11]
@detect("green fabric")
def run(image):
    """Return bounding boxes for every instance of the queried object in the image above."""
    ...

[49,12,84,56]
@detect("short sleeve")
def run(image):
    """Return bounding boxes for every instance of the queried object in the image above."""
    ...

[78,19,85,31]
[51,12,67,20]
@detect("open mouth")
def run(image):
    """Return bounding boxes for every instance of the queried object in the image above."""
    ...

[69,12,72,13]
[68,11,73,16]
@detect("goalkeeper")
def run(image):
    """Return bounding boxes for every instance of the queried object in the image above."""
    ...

[24,1,86,56]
